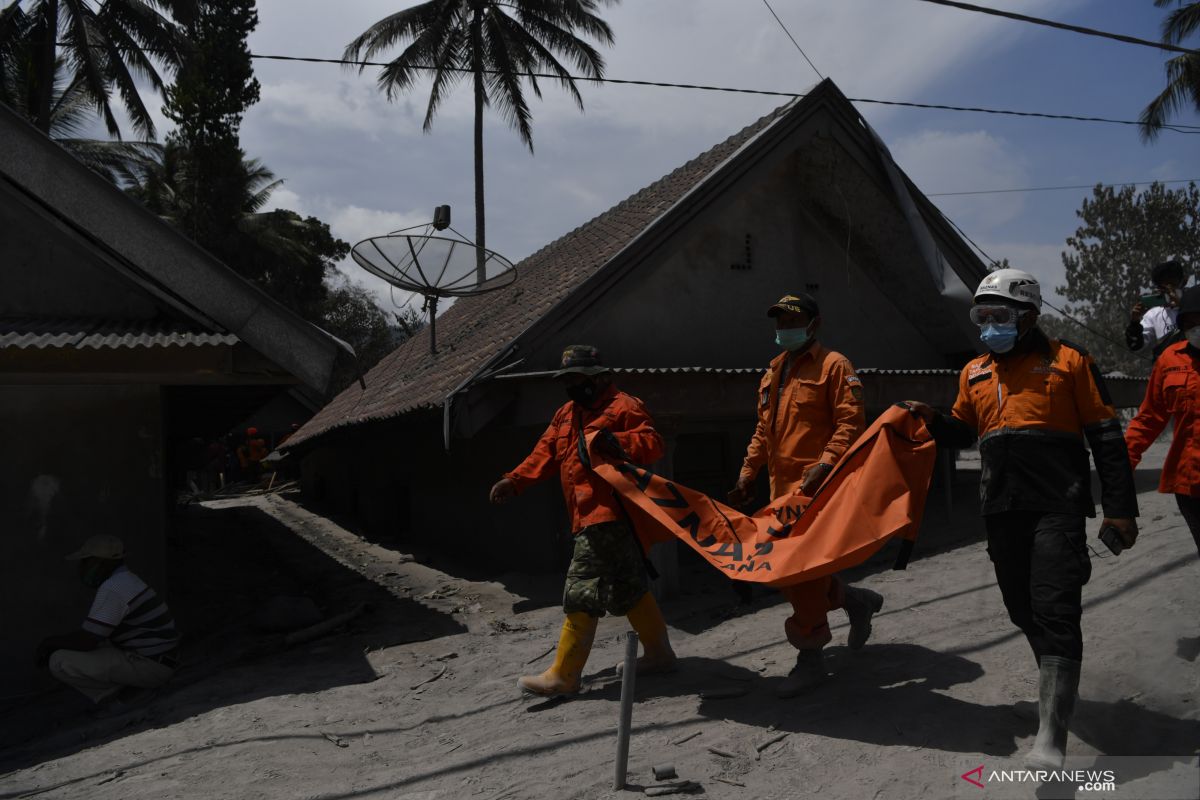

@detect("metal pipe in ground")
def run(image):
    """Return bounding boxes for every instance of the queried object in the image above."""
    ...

[613,630,639,790]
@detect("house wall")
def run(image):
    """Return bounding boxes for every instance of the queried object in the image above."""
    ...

[534,151,949,373]
[0,180,159,319]
[0,385,165,691]
[302,150,976,577]
[301,418,577,573]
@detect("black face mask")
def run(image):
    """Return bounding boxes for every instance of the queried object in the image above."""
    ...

[566,380,599,407]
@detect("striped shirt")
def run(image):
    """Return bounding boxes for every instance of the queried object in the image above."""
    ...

[81,566,180,657]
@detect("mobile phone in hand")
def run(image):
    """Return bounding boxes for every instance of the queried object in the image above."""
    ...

[1139,293,1166,309]
[1099,524,1124,555]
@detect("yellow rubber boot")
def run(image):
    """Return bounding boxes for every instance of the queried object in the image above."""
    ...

[620,592,678,676]
[518,613,597,696]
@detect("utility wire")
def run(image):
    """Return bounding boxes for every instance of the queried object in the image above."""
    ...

[57,42,1200,134]
[913,0,1200,55]
[759,0,824,80]
[928,177,1200,197]
[244,51,1200,134]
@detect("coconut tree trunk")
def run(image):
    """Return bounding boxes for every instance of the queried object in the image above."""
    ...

[471,11,486,285]
[34,0,59,133]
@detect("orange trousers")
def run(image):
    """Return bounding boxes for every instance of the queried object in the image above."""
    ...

[782,575,845,650]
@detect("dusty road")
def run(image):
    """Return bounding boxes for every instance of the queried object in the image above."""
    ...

[1,449,1197,800]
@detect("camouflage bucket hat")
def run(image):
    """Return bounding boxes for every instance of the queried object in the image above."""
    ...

[553,344,610,378]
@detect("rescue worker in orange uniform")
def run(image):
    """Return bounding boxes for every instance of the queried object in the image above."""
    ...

[490,345,677,696]
[727,292,884,697]
[237,427,269,480]
[905,269,1138,771]
[1126,284,1200,555]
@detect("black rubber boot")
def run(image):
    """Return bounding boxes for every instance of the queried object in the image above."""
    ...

[1025,656,1080,770]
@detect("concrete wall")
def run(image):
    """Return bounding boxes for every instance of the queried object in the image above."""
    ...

[0,385,165,691]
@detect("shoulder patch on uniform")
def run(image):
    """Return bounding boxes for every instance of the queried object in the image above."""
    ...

[845,374,861,386]
[1057,338,1089,356]
[967,370,992,386]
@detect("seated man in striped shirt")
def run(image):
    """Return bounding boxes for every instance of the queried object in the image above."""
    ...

[35,534,180,704]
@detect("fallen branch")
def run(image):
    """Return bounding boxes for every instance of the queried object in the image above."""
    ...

[670,731,702,746]
[712,777,745,787]
[755,731,789,753]
[284,603,366,647]
[705,746,737,759]
[410,664,448,691]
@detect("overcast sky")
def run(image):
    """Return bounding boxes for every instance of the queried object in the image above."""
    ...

[107,1,1200,314]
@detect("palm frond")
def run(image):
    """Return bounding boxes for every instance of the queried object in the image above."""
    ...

[1159,0,1200,44]
[1140,51,1200,141]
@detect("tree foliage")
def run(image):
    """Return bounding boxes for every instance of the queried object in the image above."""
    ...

[162,0,260,249]
[1141,0,1200,141]
[0,2,162,180]
[321,280,424,394]
[0,0,191,138]
[1055,181,1200,373]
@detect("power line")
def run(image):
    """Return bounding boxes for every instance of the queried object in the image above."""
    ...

[52,42,1200,135]
[928,177,1200,197]
[759,0,823,80]
[245,51,1200,135]
[913,0,1199,55]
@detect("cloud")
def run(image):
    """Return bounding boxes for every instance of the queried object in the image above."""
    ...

[894,129,1032,232]
[975,240,1070,303]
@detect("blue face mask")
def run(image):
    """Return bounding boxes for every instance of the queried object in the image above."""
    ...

[775,327,811,351]
[980,322,1018,353]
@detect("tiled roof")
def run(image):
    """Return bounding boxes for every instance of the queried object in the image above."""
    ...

[0,318,238,349]
[288,103,794,448]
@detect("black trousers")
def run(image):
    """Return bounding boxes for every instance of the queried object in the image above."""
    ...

[1175,494,1200,556]
[985,511,1092,662]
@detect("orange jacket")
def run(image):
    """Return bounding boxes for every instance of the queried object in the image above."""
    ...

[740,342,866,499]
[1125,341,1200,497]
[940,332,1137,518]
[505,384,665,533]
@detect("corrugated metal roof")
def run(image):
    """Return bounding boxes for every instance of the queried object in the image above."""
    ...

[495,365,1144,380]
[0,318,238,350]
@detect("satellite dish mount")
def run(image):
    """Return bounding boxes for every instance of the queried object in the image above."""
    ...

[350,205,517,354]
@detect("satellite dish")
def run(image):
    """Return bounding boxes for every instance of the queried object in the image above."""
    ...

[350,206,517,354]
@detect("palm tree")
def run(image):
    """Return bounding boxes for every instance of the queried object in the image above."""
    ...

[122,143,306,258]
[344,0,618,282]
[1,4,159,181]
[0,0,191,139]
[1140,0,1200,141]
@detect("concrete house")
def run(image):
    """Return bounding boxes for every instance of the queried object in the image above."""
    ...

[285,79,1008,574]
[0,103,349,690]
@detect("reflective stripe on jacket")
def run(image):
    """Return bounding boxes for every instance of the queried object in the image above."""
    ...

[1125,341,1200,497]
[505,384,665,533]
[947,331,1137,518]
[740,342,866,499]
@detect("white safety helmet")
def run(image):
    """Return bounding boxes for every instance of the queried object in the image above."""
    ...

[974,268,1042,310]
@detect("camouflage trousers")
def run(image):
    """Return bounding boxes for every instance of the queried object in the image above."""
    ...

[563,520,649,617]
